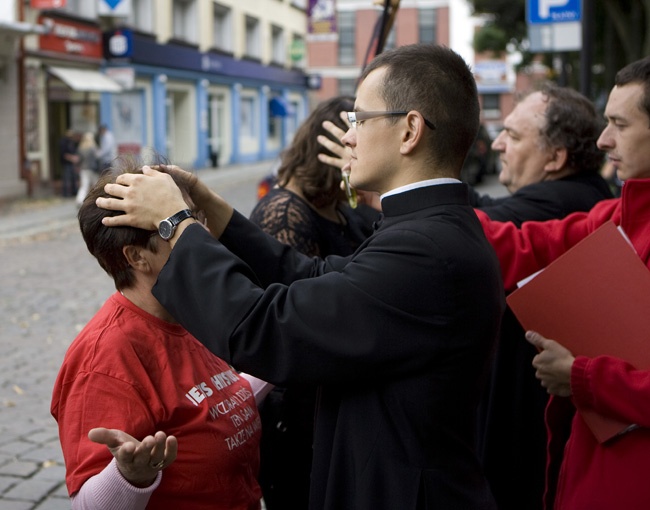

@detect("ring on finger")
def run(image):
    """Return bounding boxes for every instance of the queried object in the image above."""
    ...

[149,459,165,470]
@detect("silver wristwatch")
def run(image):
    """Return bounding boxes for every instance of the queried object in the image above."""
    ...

[158,209,194,240]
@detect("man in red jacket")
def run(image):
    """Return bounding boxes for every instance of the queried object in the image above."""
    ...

[478,57,650,510]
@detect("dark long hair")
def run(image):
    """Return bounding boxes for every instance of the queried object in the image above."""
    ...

[276,95,354,209]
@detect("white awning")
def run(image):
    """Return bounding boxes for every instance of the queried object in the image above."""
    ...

[48,66,123,93]
[0,21,46,36]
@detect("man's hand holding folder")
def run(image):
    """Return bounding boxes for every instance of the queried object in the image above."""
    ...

[525,331,574,398]
[506,221,650,443]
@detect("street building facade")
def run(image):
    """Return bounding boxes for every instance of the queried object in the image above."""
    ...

[1,0,310,199]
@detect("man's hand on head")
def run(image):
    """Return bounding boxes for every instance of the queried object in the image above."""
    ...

[97,166,190,231]
[155,164,214,214]
[317,116,350,170]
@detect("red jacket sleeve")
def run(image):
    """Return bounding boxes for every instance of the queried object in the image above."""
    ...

[572,355,650,427]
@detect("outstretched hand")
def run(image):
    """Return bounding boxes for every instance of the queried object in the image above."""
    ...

[88,428,178,488]
[96,166,190,231]
[526,331,575,397]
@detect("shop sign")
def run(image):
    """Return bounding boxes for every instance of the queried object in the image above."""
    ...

[39,15,103,59]
[105,28,133,58]
[31,0,66,8]
[308,0,337,35]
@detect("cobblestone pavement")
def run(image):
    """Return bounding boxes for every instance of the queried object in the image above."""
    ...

[0,161,272,509]
[0,165,506,509]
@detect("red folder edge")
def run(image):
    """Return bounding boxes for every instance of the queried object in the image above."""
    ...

[506,221,650,442]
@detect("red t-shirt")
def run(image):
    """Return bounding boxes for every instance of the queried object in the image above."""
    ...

[51,292,262,509]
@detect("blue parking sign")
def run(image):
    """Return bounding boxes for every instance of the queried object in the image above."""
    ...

[528,0,581,24]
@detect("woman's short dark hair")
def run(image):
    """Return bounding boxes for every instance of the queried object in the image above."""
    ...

[276,95,354,209]
[78,154,190,290]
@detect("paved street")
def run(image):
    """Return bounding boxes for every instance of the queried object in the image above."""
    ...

[0,165,506,509]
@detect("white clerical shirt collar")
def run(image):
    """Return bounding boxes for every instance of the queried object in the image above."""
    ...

[380,178,461,203]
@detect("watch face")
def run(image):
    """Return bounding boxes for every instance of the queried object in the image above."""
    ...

[159,219,174,240]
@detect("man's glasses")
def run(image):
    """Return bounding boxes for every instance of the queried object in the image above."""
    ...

[347,111,436,130]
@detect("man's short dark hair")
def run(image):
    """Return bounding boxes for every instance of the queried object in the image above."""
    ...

[361,44,480,175]
[78,155,190,290]
[535,83,604,174]
[615,56,650,126]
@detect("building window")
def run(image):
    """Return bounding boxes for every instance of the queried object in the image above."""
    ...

[240,96,257,138]
[245,16,261,59]
[62,0,96,18]
[213,3,232,52]
[128,0,153,33]
[173,0,198,44]
[268,96,282,139]
[338,11,356,65]
[418,8,437,44]
[482,93,501,119]
[271,25,285,65]
[338,78,356,96]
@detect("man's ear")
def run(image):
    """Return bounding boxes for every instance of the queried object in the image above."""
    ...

[400,111,427,155]
[122,245,151,273]
[543,146,569,173]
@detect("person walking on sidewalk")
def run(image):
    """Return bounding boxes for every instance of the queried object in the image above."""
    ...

[97,124,117,172]
[60,130,79,197]
[75,132,100,207]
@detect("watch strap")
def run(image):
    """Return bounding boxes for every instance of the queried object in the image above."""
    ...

[167,209,194,226]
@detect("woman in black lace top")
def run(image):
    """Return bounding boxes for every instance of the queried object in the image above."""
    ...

[251,96,375,258]
[250,96,377,509]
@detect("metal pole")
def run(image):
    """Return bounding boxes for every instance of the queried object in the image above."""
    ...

[580,0,593,97]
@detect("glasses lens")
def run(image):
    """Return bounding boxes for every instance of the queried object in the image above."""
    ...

[347,112,357,128]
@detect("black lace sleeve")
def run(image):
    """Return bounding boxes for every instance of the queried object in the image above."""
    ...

[249,189,323,257]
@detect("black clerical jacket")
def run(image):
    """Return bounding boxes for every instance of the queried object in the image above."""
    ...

[153,183,504,510]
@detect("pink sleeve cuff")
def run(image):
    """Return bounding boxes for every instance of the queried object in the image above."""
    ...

[71,458,162,510]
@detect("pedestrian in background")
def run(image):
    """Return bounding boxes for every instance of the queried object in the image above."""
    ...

[75,131,100,207]
[59,129,79,197]
[249,95,376,510]
[97,124,117,172]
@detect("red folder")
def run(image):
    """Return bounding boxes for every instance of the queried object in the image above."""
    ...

[506,221,650,443]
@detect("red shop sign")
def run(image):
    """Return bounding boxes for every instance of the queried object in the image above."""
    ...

[31,0,66,8]
[38,15,103,60]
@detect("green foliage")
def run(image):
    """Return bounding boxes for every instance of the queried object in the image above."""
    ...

[473,24,509,54]
[466,0,650,102]
[470,0,527,44]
